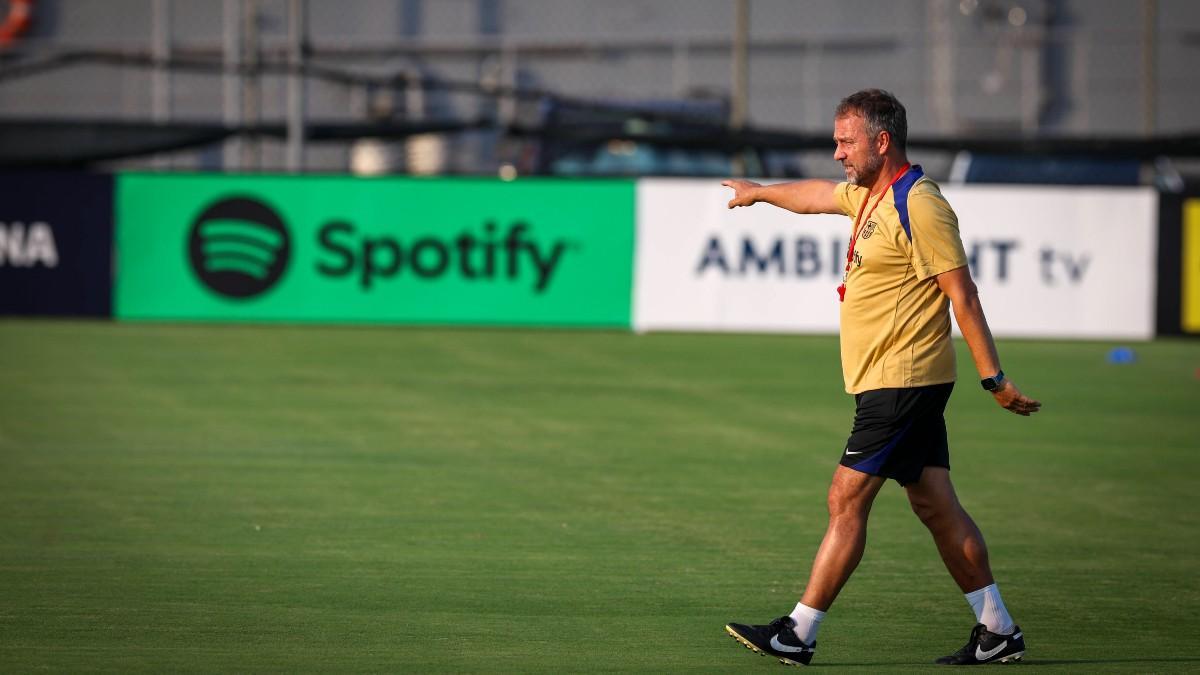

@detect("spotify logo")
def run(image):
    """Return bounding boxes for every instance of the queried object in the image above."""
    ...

[188,197,291,299]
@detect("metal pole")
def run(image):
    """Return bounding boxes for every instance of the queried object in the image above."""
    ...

[928,0,957,133]
[731,0,749,175]
[151,0,171,168]
[243,0,260,170]
[731,0,749,130]
[223,0,242,170]
[286,0,307,172]
[1143,0,1157,134]
[498,46,516,126]
[151,0,171,123]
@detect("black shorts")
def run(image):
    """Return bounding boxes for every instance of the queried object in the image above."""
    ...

[840,382,954,486]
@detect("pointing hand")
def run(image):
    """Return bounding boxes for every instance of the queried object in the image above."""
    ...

[722,179,762,209]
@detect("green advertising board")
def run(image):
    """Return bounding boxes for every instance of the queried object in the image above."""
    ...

[116,174,635,327]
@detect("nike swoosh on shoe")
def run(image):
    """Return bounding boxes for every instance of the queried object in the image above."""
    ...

[975,642,1007,660]
[769,635,812,654]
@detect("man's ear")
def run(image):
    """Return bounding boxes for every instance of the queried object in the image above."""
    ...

[876,130,891,156]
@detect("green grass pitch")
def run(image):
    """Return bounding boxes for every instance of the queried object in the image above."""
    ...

[1,320,1198,672]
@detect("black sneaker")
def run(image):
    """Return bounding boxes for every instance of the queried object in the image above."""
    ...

[936,623,1025,665]
[725,616,816,666]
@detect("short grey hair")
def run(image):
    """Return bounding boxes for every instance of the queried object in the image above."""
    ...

[835,89,907,151]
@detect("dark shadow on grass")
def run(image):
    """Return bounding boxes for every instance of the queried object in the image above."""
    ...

[1025,657,1200,666]
[819,656,1200,668]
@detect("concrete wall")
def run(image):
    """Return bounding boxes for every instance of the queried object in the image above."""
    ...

[1,0,1196,172]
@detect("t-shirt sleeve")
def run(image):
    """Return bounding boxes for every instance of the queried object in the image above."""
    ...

[834,181,863,218]
[905,188,969,280]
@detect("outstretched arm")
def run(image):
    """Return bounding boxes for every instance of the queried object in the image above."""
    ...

[721,178,842,215]
[935,266,1042,416]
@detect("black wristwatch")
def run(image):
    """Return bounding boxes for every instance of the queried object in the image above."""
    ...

[981,370,1006,391]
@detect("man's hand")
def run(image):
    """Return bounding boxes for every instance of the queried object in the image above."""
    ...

[991,380,1041,416]
[721,179,762,208]
[720,178,841,214]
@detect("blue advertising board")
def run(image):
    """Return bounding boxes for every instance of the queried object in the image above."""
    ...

[0,172,113,316]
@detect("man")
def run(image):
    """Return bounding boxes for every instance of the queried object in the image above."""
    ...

[721,89,1041,667]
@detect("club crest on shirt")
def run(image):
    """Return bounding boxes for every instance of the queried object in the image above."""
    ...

[861,220,878,239]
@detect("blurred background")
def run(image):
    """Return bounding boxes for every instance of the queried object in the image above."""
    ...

[1,0,1197,186]
[3,4,1200,672]
[3,0,1198,335]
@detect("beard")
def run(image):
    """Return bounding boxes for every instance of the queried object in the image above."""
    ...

[844,152,884,186]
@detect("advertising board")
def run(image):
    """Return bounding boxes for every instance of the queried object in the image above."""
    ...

[634,180,1157,339]
[0,172,113,316]
[1181,199,1200,334]
[116,174,635,327]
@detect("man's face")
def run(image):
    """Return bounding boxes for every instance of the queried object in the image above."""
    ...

[833,113,883,187]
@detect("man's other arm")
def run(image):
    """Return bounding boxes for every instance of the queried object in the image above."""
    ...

[935,265,1042,417]
[722,179,842,215]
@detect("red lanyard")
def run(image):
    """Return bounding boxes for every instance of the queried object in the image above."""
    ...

[837,163,910,302]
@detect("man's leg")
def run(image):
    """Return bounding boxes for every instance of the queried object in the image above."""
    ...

[904,466,993,593]
[725,464,886,663]
[907,466,1024,665]
[799,465,887,611]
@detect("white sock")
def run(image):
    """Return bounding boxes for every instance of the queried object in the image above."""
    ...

[788,602,825,645]
[964,583,1014,635]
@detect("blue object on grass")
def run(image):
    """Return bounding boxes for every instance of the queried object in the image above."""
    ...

[1107,347,1136,364]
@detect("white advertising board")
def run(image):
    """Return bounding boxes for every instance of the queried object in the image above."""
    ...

[633,179,1157,339]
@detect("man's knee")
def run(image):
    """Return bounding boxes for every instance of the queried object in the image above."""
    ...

[826,471,878,520]
[909,494,941,525]
[905,467,959,526]
[826,489,858,520]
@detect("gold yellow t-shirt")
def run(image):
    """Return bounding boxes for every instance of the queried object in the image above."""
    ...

[833,166,968,394]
